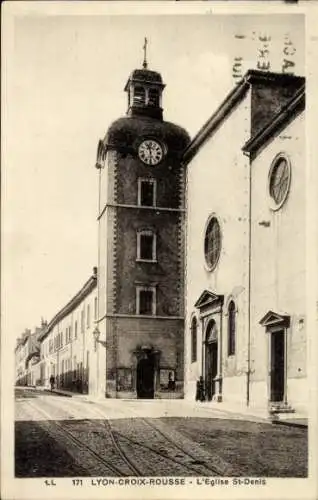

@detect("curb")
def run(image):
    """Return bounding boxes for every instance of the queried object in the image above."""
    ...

[272,419,308,429]
[43,389,73,398]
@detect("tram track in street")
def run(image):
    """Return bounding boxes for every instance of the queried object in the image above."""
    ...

[108,417,235,476]
[84,402,237,476]
[23,399,142,477]
[15,389,308,478]
[20,395,237,476]
[140,416,232,475]
[40,397,227,476]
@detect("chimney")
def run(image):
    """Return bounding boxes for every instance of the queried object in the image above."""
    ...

[93,266,98,276]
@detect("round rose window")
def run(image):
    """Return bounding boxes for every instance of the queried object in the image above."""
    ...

[269,155,291,209]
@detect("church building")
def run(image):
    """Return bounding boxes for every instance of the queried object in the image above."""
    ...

[183,70,306,416]
[94,47,190,398]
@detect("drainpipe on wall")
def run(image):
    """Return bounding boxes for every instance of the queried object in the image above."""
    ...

[95,148,103,398]
[245,149,252,407]
[218,303,224,402]
[57,329,60,390]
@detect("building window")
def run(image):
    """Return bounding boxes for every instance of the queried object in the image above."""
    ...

[133,86,146,106]
[94,297,98,320]
[137,230,156,261]
[87,305,90,328]
[69,326,72,342]
[136,286,156,315]
[191,317,198,363]
[268,154,291,210]
[228,300,236,356]
[66,326,71,343]
[74,321,78,339]
[204,216,221,271]
[138,178,156,207]
[148,88,160,107]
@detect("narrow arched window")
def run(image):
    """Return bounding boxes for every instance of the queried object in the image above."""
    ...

[228,301,236,356]
[191,317,197,363]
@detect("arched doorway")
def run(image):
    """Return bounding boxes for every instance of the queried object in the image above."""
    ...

[136,351,155,399]
[205,320,218,401]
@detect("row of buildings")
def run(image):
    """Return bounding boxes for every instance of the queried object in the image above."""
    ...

[15,59,307,415]
[15,270,97,394]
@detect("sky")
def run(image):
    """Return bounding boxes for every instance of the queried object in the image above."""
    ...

[3,11,304,342]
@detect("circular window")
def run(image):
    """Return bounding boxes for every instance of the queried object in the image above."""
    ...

[268,154,291,210]
[204,216,221,271]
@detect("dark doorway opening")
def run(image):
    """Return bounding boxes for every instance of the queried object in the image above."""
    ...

[136,354,155,399]
[270,330,285,402]
[205,341,218,401]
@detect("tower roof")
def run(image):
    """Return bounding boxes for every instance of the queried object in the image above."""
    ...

[183,69,305,164]
[124,68,165,91]
[104,116,190,155]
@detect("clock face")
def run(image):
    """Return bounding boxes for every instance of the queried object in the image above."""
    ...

[138,140,163,165]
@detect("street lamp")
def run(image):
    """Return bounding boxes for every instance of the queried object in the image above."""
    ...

[93,326,100,351]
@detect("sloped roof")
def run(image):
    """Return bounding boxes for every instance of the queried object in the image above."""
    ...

[183,70,305,164]
[124,68,164,91]
[242,84,305,158]
[105,116,190,154]
[38,271,97,342]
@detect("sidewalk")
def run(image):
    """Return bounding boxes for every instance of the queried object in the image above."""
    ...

[182,399,308,428]
[38,387,308,428]
[42,387,84,398]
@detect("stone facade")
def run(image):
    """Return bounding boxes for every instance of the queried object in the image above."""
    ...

[248,111,306,413]
[38,270,97,394]
[183,70,306,414]
[15,324,45,387]
[95,65,190,399]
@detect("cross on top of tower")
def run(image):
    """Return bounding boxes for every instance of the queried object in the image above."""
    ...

[143,37,148,69]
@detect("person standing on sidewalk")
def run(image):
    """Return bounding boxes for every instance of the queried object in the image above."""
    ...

[49,375,55,392]
[196,376,205,402]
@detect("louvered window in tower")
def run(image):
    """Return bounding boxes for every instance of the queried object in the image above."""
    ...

[133,86,146,105]
[148,88,159,107]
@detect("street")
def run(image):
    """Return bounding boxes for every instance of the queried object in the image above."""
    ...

[15,388,307,478]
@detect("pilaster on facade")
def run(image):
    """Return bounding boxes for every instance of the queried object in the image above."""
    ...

[177,164,186,318]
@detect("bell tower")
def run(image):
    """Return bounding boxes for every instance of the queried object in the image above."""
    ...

[95,43,190,399]
[124,39,165,120]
